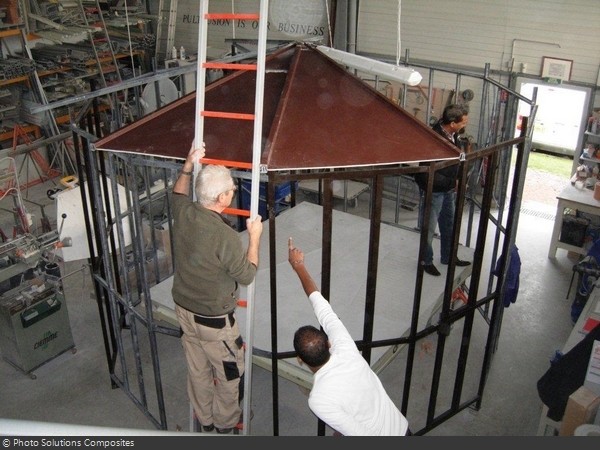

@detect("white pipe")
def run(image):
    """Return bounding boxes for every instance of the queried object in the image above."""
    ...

[509,38,561,71]
[316,45,422,86]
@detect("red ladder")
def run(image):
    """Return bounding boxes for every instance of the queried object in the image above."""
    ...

[189,0,270,435]
[193,1,268,218]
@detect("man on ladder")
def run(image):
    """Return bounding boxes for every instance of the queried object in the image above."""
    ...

[171,143,263,434]
[185,0,271,435]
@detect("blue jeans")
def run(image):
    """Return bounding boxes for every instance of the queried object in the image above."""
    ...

[419,190,456,265]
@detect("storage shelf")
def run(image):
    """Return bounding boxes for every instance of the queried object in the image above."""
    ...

[0,3,151,160]
[585,131,600,142]
[0,124,41,143]
[0,28,21,38]
[580,156,600,164]
[0,75,30,87]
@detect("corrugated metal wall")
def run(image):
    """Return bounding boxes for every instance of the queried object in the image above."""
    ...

[168,0,599,105]
[171,0,331,59]
[358,0,600,87]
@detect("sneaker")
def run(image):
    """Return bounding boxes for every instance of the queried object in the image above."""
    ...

[215,427,234,434]
[423,263,441,276]
[202,424,215,432]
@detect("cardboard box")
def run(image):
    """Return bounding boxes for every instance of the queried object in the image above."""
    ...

[584,340,600,395]
[559,385,600,436]
[142,221,172,256]
[122,250,172,293]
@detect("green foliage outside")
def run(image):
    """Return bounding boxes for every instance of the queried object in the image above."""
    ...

[511,150,573,178]
[527,151,573,178]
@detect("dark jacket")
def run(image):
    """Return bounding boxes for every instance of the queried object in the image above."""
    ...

[537,322,600,421]
[171,193,257,316]
[414,121,460,193]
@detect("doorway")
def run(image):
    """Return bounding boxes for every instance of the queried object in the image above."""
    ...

[513,77,593,211]
[513,77,592,165]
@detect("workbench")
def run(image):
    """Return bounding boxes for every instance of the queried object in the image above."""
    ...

[150,202,473,388]
[548,185,600,259]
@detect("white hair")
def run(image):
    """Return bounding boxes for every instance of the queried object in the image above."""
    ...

[195,165,233,207]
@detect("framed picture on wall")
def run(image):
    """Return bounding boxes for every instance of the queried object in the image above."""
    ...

[541,57,573,81]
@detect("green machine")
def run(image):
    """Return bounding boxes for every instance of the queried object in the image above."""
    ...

[0,231,76,378]
[0,273,75,378]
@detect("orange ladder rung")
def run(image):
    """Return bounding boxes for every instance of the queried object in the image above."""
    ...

[205,13,260,20]
[201,111,255,121]
[203,62,257,71]
[200,158,253,170]
[223,207,250,217]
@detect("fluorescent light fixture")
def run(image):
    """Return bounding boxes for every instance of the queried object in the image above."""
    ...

[316,45,422,86]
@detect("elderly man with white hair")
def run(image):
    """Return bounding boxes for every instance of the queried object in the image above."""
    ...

[171,144,263,434]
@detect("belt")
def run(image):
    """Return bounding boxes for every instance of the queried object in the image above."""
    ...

[193,311,235,329]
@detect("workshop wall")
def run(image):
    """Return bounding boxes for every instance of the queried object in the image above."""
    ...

[166,1,599,86]
[170,0,331,60]
[358,0,600,88]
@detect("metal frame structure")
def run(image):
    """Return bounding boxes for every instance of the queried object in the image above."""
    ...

[63,44,536,434]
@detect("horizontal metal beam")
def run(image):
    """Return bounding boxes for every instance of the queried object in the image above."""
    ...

[25,45,287,115]
[25,64,197,115]
[11,132,72,155]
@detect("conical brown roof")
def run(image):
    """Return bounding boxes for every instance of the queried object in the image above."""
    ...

[94,43,460,170]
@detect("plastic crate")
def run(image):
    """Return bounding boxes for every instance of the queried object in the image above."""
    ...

[240,180,296,221]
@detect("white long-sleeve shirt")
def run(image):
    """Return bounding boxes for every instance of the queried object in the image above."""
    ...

[307,291,410,436]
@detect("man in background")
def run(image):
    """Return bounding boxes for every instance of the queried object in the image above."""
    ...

[414,104,472,276]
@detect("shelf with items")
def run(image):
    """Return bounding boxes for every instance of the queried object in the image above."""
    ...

[0,123,40,144]
[0,27,21,38]
[0,24,45,150]
[0,74,28,87]
[579,155,600,165]
[0,26,36,87]
[584,131,600,144]
[580,137,600,166]
[577,113,600,179]
[3,1,153,149]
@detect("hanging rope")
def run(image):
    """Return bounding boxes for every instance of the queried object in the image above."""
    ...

[396,0,402,66]
[122,3,136,74]
[324,0,333,47]
[231,0,236,43]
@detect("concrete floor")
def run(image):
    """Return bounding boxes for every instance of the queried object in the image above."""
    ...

[0,174,577,436]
